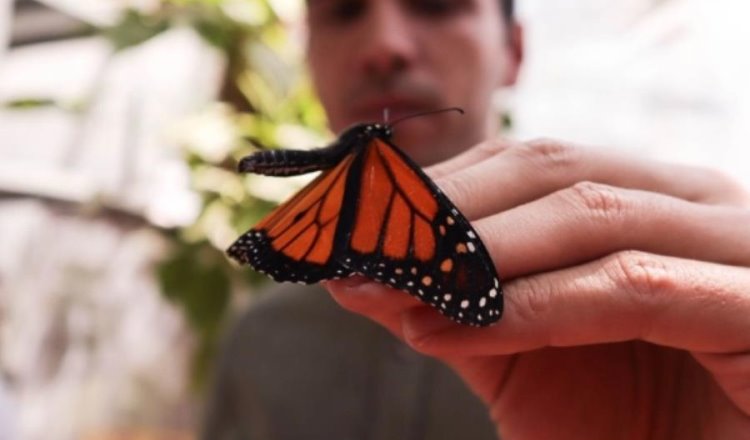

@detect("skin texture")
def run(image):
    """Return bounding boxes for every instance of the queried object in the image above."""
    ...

[306,0,750,438]
[327,140,750,439]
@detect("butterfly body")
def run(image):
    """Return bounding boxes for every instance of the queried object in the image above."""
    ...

[228,122,503,326]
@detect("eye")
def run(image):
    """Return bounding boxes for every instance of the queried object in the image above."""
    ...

[408,0,469,17]
[310,0,366,25]
[334,0,365,22]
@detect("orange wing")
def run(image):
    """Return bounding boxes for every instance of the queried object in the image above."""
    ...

[227,153,354,283]
[340,138,502,327]
[228,124,503,327]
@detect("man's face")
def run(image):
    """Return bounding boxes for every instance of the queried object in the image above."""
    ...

[306,0,521,165]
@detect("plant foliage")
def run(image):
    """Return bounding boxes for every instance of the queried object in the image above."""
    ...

[103,0,327,388]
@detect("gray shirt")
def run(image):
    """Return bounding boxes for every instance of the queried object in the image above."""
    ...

[201,284,498,440]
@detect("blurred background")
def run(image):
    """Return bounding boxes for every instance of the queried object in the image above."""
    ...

[0,0,748,439]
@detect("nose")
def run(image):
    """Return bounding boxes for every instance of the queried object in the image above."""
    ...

[354,1,417,79]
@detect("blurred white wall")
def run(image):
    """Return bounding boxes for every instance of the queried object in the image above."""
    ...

[0,0,10,54]
[514,0,750,186]
[0,4,223,439]
[0,381,18,440]
[0,3,17,439]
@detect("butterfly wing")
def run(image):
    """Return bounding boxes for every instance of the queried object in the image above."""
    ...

[338,138,502,327]
[227,153,355,283]
[228,129,502,327]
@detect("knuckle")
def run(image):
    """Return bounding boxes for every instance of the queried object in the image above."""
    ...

[518,138,580,171]
[436,175,478,213]
[605,251,678,299]
[506,276,554,324]
[566,181,629,222]
[701,167,749,205]
[703,167,740,190]
[475,138,511,158]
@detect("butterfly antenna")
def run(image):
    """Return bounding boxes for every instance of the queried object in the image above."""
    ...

[389,107,464,127]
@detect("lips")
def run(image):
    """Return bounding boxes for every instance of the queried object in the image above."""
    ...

[349,95,435,124]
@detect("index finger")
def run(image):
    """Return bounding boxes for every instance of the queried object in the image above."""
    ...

[432,139,748,220]
[425,138,517,179]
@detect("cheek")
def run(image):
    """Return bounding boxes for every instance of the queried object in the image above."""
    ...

[308,42,336,96]
[430,31,500,109]
[307,40,349,128]
[465,28,505,93]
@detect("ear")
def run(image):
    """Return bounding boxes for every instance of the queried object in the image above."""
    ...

[499,22,524,87]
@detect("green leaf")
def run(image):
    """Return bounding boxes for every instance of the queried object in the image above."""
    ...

[156,243,230,333]
[3,97,58,109]
[100,8,170,51]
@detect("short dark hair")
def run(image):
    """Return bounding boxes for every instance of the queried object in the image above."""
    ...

[501,0,514,21]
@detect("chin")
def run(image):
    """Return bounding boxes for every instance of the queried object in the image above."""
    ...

[390,125,427,147]
[331,113,463,166]
[391,133,447,167]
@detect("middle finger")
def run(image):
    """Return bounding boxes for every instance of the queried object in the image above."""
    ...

[476,182,750,279]
[433,139,746,221]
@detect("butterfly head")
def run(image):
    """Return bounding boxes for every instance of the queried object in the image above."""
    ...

[340,122,394,145]
[363,123,393,138]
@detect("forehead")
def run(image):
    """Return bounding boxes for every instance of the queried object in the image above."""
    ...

[305,0,505,43]
[306,0,500,18]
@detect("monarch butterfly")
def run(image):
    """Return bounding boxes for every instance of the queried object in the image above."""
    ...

[227,109,502,327]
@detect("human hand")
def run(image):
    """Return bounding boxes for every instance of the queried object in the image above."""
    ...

[325,139,750,440]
